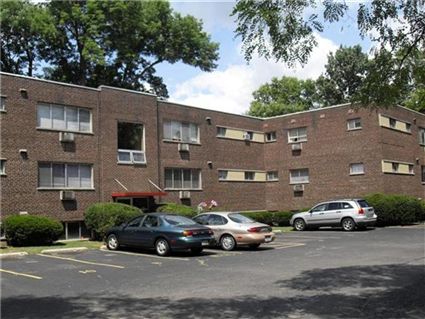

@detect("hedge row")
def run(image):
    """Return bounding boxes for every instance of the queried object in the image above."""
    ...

[156,202,197,217]
[365,193,425,226]
[241,211,296,226]
[3,215,63,246]
[84,203,142,240]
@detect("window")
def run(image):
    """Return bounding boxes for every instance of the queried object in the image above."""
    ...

[389,118,396,128]
[266,171,278,181]
[265,131,277,142]
[244,171,255,181]
[350,163,364,175]
[327,202,342,210]
[165,168,201,189]
[217,127,227,137]
[405,123,411,132]
[0,97,5,112]
[347,118,362,130]
[422,166,425,183]
[0,160,5,175]
[38,163,93,188]
[243,131,253,140]
[392,162,399,173]
[127,216,143,228]
[288,127,307,143]
[290,169,309,184]
[311,204,327,212]
[419,128,425,145]
[163,121,199,143]
[37,103,91,133]
[409,165,414,175]
[142,215,159,228]
[208,214,227,226]
[341,202,354,209]
[117,122,146,164]
[218,170,228,181]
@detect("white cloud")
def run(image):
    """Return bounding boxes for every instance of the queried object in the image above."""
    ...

[170,34,339,115]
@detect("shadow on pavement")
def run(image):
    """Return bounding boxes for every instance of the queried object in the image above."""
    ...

[2,263,424,319]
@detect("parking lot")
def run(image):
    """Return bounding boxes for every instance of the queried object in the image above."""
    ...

[1,226,424,319]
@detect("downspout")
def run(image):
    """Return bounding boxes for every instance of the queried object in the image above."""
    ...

[156,97,162,204]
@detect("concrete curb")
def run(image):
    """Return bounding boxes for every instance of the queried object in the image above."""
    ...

[40,247,88,254]
[0,252,28,259]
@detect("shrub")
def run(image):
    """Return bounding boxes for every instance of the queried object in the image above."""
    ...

[85,203,142,240]
[3,215,63,246]
[365,193,425,226]
[242,211,296,226]
[156,203,197,217]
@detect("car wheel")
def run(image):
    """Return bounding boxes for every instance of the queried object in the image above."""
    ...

[341,218,355,231]
[220,234,236,251]
[293,218,306,231]
[190,247,203,255]
[155,238,170,256]
[249,243,261,249]
[107,234,119,251]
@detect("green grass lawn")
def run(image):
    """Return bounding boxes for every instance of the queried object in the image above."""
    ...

[272,226,293,232]
[0,240,104,255]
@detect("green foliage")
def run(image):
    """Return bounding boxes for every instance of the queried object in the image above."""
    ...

[248,77,317,117]
[84,203,142,240]
[156,203,197,217]
[3,215,63,247]
[317,45,370,106]
[242,211,295,226]
[233,0,425,108]
[1,0,219,97]
[365,193,425,226]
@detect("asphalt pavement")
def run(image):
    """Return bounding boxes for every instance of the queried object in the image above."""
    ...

[1,226,424,319]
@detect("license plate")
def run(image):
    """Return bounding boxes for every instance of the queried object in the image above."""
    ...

[265,237,272,243]
[201,241,209,246]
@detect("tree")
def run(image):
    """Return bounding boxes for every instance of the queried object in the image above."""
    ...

[1,0,219,97]
[316,45,369,106]
[232,0,425,107]
[247,77,317,117]
[0,0,55,76]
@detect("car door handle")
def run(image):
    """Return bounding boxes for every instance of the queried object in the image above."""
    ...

[319,213,324,215]
[335,211,341,213]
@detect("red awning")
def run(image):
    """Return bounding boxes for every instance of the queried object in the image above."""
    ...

[112,192,167,198]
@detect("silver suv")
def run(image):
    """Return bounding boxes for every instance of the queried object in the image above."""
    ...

[290,199,377,231]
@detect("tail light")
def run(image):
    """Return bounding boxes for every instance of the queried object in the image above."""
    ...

[358,208,365,215]
[183,230,193,237]
[248,227,261,233]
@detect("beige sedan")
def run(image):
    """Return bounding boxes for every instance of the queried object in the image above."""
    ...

[193,212,275,251]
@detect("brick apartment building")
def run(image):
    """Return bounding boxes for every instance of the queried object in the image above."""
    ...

[1,72,424,238]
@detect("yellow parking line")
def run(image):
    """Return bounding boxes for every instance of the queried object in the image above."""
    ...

[0,268,42,280]
[100,248,190,261]
[37,254,124,269]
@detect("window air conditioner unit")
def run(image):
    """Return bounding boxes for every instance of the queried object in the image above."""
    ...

[291,143,302,151]
[243,132,251,140]
[59,132,75,143]
[178,143,190,152]
[293,184,305,192]
[60,190,76,201]
[179,191,191,199]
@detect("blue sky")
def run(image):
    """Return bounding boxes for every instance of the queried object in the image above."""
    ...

[156,1,374,115]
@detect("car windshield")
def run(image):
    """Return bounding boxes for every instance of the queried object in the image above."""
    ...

[163,215,197,226]
[357,200,370,208]
[228,213,255,223]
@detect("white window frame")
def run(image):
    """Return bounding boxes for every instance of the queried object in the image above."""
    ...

[38,163,94,189]
[289,169,309,184]
[244,171,255,181]
[266,171,278,181]
[163,120,199,143]
[419,128,425,145]
[0,159,6,175]
[0,97,6,112]
[347,118,362,130]
[37,103,92,133]
[217,127,227,137]
[288,127,307,143]
[164,168,201,190]
[349,163,364,175]
[117,122,146,165]
[218,170,228,181]
[265,131,277,142]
